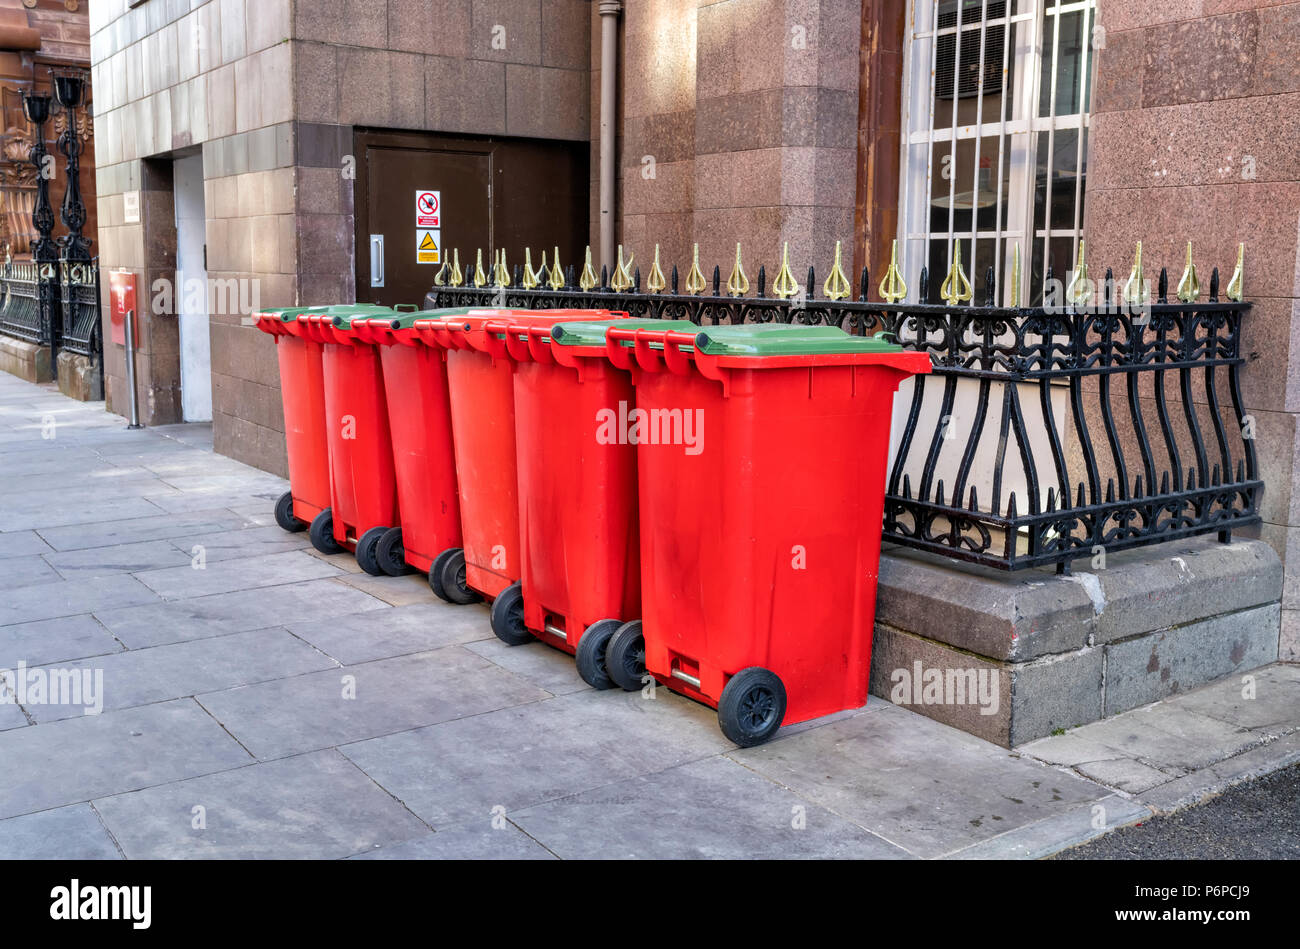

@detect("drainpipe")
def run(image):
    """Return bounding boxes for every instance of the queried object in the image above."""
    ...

[598,0,621,271]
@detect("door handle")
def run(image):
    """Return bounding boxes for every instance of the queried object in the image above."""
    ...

[370,234,385,287]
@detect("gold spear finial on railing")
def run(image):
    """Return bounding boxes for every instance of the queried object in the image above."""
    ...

[685,243,707,295]
[939,241,973,305]
[1008,242,1021,307]
[822,240,851,301]
[1123,241,1148,305]
[493,248,510,288]
[647,244,667,294]
[879,239,907,304]
[433,252,449,287]
[473,248,487,287]
[547,246,565,290]
[1066,240,1092,306]
[579,245,598,291]
[610,244,634,292]
[725,242,749,297]
[449,248,463,286]
[521,248,539,290]
[1225,242,1244,302]
[772,241,799,299]
[1176,241,1200,303]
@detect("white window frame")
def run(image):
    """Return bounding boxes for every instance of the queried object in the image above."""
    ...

[898,0,1096,305]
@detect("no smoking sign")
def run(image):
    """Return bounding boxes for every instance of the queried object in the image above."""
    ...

[416,190,440,227]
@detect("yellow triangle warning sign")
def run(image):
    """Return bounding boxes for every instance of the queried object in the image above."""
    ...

[419,232,437,251]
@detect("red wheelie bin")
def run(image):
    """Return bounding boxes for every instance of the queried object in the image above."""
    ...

[253,305,333,535]
[410,309,622,611]
[299,304,402,574]
[342,307,477,586]
[490,317,688,688]
[600,323,931,746]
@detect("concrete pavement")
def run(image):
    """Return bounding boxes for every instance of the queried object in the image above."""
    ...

[0,371,1295,859]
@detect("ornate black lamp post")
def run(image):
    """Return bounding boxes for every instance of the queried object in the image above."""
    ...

[52,68,91,262]
[22,90,59,371]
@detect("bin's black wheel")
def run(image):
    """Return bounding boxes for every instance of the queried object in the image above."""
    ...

[717,667,787,748]
[435,548,480,605]
[489,581,533,646]
[376,526,413,576]
[274,491,307,533]
[356,527,388,576]
[575,618,622,690]
[427,547,453,600]
[605,620,646,692]
[309,508,345,555]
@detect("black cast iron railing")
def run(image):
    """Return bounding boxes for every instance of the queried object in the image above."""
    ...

[423,244,1260,573]
[60,257,101,359]
[0,258,47,345]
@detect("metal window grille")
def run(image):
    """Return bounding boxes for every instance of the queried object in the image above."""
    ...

[901,0,1095,306]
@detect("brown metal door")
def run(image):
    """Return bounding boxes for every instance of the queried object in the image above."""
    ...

[354,130,589,307]
[355,132,492,307]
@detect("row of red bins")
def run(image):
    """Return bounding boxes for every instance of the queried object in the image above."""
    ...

[254,303,931,746]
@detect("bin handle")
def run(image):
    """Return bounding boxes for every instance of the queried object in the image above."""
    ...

[394,304,418,312]
[517,324,555,364]
[478,320,508,360]
[660,330,697,376]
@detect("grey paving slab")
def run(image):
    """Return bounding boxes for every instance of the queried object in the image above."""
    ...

[147,422,215,449]
[288,602,492,665]
[351,822,557,860]
[142,489,286,516]
[164,525,311,564]
[0,699,252,819]
[27,627,339,723]
[341,688,736,829]
[0,804,122,859]
[0,614,124,668]
[1174,664,1300,732]
[224,502,280,528]
[1,555,64,588]
[199,646,551,759]
[1019,731,1133,767]
[94,577,388,649]
[132,549,342,600]
[1139,730,1300,813]
[1071,704,1262,774]
[157,473,289,495]
[0,530,53,560]
[0,574,159,627]
[728,702,1107,858]
[5,474,179,504]
[947,793,1152,859]
[513,756,910,859]
[93,750,427,859]
[330,571,444,606]
[36,507,256,552]
[463,637,590,696]
[43,539,195,580]
[0,495,166,531]
[0,697,28,730]
[1073,757,1176,794]
[0,447,109,478]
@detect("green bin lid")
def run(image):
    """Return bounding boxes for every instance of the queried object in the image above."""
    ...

[326,304,396,328]
[258,305,333,323]
[551,319,700,348]
[693,324,904,356]
[386,306,478,329]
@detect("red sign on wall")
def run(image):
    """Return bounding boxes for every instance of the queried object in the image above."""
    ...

[108,270,137,346]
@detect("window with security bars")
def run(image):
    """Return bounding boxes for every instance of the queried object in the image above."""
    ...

[899,0,1095,305]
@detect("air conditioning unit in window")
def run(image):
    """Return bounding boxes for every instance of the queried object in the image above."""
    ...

[935,0,1007,100]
